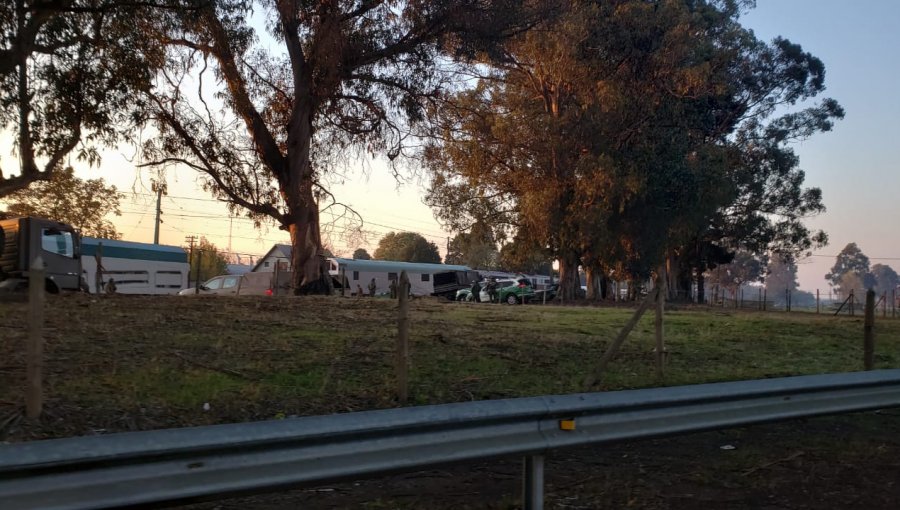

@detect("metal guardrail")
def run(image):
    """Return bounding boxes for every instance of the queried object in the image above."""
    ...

[2,370,900,510]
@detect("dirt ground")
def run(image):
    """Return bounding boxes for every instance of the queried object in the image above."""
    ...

[2,294,900,508]
[184,413,900,509]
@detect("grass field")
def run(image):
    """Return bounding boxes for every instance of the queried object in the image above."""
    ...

[3,294,900,508]
[2,294,898,440]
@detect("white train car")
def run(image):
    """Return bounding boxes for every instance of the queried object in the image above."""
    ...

[80,237,189,294]
[328,257,478,298]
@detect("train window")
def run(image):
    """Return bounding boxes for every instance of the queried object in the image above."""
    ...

[388,272,398,280]
[353,271,359,280]
[421,274,430,282]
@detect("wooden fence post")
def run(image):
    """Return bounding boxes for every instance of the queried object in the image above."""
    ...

[893,289,897,318]
[763,288,767,311]
[850,289,855,316]
[584,287,660,390]
[27,257,45,419]
[396,271,410,405]
[340,268,346,297]
[883,292,887,319]
[655,265,666,379]
[816,289,820,314]
[864,290,875,371]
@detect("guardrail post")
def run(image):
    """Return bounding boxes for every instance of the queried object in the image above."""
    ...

[27,256,45,419]
[523,454,544,510]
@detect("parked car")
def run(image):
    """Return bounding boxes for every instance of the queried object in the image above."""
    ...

[498,278,535,304]
[178,272,275,296]
[533,283,559,303]
[456,278,535,304]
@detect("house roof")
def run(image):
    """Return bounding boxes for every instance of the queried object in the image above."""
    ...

[251,244,292,272]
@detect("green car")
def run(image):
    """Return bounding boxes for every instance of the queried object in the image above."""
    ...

[456,278,535,304]
[498,278,535,304]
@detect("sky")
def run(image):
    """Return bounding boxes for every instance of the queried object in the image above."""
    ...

[4,0,899,291]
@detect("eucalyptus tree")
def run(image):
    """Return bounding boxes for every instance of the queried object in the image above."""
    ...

[425,0,841,301]
[139,0,549,293]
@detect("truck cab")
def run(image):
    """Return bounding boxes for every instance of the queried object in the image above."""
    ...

[0,217,83,292]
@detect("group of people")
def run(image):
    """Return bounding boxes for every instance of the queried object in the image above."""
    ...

[470,277,499,303]
[357,277,407,298]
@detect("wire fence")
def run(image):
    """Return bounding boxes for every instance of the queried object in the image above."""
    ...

[701,287,898,318]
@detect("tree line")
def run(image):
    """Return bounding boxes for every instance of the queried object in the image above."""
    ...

[1,1,841,297]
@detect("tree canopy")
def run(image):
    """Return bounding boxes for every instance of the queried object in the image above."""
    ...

[424,0,841,300]
[138,0,550,294]
[352,248,371,260]
[374,232,441,264]
[871,264,899,295]
[444,222,499,269]
[1,166,121,238]
[826,243,871,290]
[190,237,229,283]
[0,0,163,196]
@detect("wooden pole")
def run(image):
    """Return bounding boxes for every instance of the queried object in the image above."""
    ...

[655,265,666,379]
[340,268,346,297]
[850,289,855,316]
[396,271,410,404]
[27,256,45,419]
[883,291,887,319]
[194,250,202,295]
[584,287,660,390]
[758,288,762,311]
[816,289,820,314]
[763,288,767,311]
[893,289,897,318]
[864,289,875,371]
[94,242,103,295]
[273,261,281,297]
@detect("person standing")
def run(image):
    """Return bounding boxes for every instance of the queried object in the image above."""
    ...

[389,278,398,299]
[471,279,482,303]
[368,277,377,297]
[486,277,498,303]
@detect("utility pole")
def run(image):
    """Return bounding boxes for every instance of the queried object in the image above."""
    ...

[152,181,167,244]
[185,235,196,290]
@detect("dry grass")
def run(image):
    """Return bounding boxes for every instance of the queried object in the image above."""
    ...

[1,293,899,441]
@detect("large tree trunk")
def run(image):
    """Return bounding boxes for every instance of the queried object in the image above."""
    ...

[557,253,580,302]
[584,263,602,301]
[696,265,706,304]
[286,180,331,295]
[284,99,331,295]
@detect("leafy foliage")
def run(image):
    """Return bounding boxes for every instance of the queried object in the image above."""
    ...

[706,251,765,294]
[444,222,499,269]
[765,254,799,295]
[189,237,229,283]
[352,248,371,260]
[139,0,551,293]
[1,166,121,238]
[871,264,899,295]
[0,0,163,196]
[826,243,871,289]
[374,232,441,263]
[424,0,841,299]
